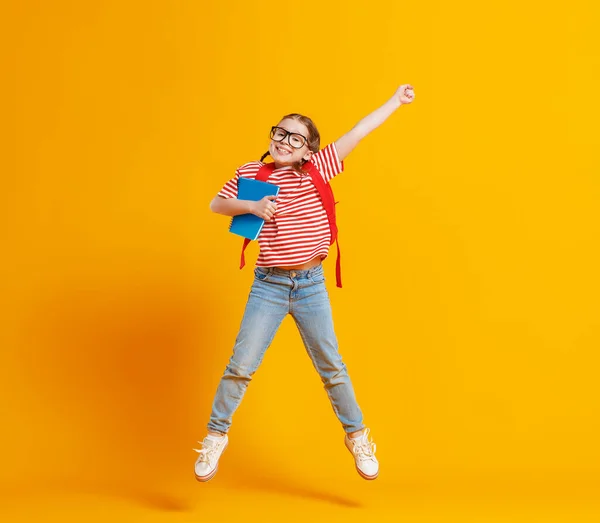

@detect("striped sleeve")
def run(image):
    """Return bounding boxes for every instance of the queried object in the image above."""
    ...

[310,143,344,183]
[217,162,262,199]
[217,172,239,199]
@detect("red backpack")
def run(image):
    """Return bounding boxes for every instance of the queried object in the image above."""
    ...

[239,161,343,288]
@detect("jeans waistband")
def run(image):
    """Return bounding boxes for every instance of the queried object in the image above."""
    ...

[257,264,323,278]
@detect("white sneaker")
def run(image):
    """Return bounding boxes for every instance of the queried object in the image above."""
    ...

[194,434,228,482]
[345,428,379,480]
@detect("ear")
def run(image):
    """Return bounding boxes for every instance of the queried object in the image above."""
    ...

[303,150,314,162]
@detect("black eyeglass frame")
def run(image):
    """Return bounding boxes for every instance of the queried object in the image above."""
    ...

[270,126,309,149]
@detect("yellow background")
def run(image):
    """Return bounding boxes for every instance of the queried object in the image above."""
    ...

[3,1,599,521]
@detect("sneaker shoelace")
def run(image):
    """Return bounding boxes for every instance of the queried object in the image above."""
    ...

[193,439,220,466]
[351,429,377,461]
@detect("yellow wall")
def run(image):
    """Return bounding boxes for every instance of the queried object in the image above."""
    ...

[3,0,599,504]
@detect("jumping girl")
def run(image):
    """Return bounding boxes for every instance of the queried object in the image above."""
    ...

[195,84,415,482]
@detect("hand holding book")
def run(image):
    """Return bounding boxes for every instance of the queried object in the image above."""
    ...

[229,177,280,241]
[249,195,277,222]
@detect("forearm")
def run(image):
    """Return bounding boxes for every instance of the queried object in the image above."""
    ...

[210,196,253,217]
[334,84,414,162]
[352,96,403,141]
[335,96,403,161]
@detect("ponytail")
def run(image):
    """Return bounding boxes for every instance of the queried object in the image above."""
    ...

[260,151,270,162]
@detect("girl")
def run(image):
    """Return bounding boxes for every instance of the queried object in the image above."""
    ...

[195,84,415,482]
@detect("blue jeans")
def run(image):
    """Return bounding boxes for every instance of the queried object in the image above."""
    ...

[207,264,365,435]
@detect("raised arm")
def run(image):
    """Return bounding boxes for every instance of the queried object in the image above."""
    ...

[334,84,415,162]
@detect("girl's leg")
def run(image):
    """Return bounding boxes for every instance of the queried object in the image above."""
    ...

[290,273,365,434]
[207,271,288,434]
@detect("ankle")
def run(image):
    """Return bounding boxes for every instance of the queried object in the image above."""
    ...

[348,429,365,439]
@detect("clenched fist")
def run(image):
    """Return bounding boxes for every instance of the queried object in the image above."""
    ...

[395,84,415,105]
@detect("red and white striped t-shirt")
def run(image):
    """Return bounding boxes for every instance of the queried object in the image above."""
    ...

[218,143,344,267]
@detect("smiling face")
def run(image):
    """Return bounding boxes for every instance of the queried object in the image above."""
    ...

[268,118,314,167]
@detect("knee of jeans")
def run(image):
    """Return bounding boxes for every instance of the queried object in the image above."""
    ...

[322,362,348,387]
[224,360,255,381]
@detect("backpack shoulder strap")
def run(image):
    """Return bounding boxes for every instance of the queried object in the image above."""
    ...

[255,162,276,182]
[304,162,337,241]
[304,162,342,288]
[239,162,277,269]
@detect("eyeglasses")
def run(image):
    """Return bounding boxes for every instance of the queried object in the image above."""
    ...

[270,126,308,149]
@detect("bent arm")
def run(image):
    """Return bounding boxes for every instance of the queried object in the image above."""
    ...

[210,196,253,217]
[335,84,414,162]
[210,194,278,221]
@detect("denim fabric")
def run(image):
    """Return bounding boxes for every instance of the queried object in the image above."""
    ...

[207,264,364,434]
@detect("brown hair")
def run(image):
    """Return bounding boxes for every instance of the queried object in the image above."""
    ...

[260,113,321,172]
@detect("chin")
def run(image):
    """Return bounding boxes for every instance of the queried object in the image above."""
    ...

[271,152,295,165]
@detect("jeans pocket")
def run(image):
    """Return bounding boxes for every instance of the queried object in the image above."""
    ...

[310,271,326,285]
[254,267,271,282]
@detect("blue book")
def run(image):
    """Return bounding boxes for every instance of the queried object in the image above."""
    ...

[229,177,280,241]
